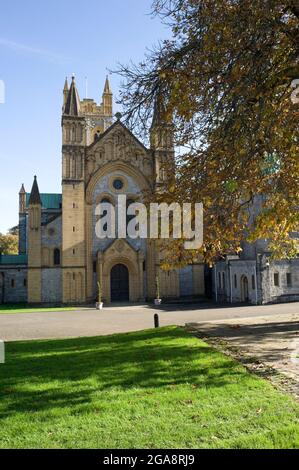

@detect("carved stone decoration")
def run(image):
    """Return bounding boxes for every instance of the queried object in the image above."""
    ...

[85,123,153,179]
[115,240,125,253]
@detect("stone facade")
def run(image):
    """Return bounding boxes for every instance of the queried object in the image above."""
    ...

[213,253,299,305]
[0,76,204,304]
[260,257,299,304]
[1,77,298,305]
[41,268,62,303]
[1,76,298,305]
[212,194,299,305]
[0,266,28,303]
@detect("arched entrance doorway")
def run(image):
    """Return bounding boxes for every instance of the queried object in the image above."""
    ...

[110,264,129,302]
[241,275,249,302]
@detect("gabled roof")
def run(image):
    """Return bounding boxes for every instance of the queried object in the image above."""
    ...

[26,193,62,210]
[103,238,138,255]
[88,119,148,152]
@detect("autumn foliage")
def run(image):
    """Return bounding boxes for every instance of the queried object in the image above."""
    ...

[116,0,299,266]
[0,232,18,255]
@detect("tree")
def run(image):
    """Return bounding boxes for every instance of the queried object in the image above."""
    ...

[116,0,299,266]
[8,225,19,236]
[0,232,18,255]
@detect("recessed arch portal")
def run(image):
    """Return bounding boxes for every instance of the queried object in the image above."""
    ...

[110,263,129,302]
[241,275,249,302]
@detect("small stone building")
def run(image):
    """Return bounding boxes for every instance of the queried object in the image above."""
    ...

[213,243,299,305]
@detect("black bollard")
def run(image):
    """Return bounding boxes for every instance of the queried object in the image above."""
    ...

[154,314,160,328]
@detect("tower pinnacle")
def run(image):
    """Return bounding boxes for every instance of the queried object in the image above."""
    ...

[103,75,112,94]
[102,76,113,116]
[28,176,41,206]
[63,77,69,110]
[19,184,26,214]
[64,75,81,116]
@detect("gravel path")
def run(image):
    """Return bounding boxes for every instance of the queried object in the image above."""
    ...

[187,311,299,398]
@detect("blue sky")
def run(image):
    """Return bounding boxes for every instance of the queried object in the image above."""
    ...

[0,0,169,233]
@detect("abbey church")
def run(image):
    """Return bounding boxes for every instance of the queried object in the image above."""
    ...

[0,76,205,304]
[1,76,297,305]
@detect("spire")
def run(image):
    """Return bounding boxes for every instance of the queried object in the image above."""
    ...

[19,184,26,214]
[103,75,112,94]
[28,176,41,205]
[102,75,113,116]
[19,183,26,194]
[64,75,81,116]
[63,77,69,92]
[63,77,69,111]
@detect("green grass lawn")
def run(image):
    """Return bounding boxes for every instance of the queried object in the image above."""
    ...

[0,326,298,449]
[0,304,76,314]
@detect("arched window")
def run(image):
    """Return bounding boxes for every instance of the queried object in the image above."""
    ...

[54,248,61,266]
[222,272,226,290]
[94,131,100,142]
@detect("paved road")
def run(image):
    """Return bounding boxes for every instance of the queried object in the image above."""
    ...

[0,301,298,341]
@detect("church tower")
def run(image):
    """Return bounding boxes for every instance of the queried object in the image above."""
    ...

[61,76,86,303]
[27,176,42,303]
[149,96,179,298]
[150,95,175,187]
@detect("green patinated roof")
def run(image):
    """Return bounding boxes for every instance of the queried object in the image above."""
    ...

[0,254,28,265]
[26,193,62,210]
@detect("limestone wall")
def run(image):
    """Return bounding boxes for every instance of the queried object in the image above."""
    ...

[41,268,62,303]
[0,268,27,303]
[261,258,299,304]
[179,266,193,296]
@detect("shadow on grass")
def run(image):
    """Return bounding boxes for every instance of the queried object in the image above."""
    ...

[0,327,254,417]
